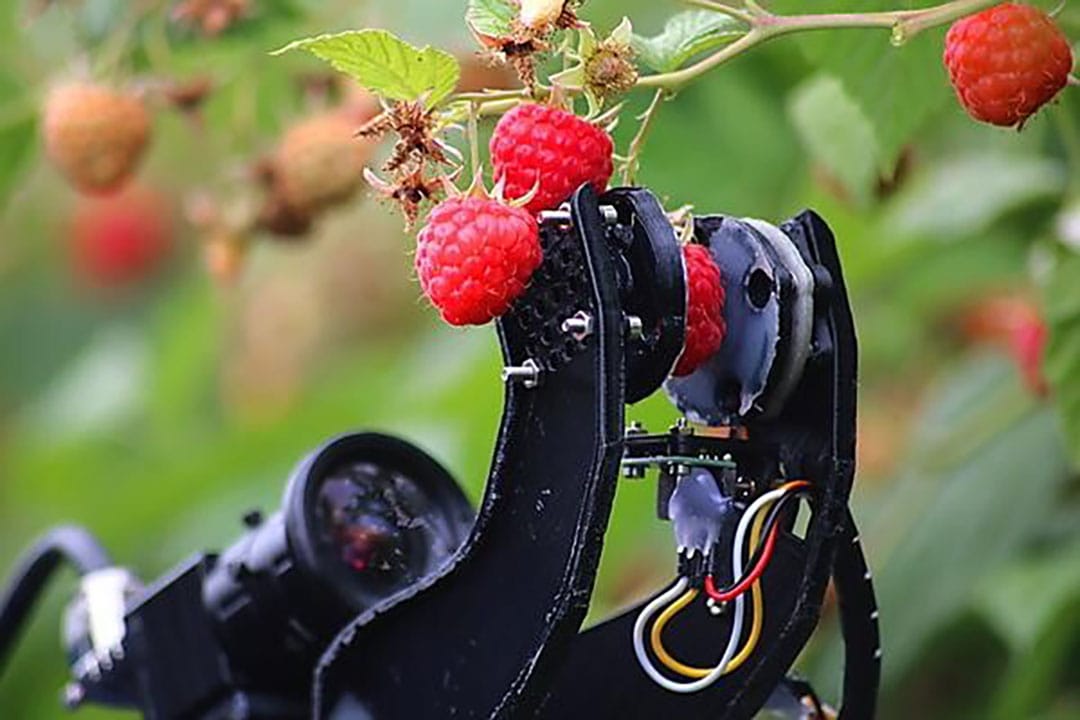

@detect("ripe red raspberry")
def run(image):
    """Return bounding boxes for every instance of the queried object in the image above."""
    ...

[44,83,151,195]
[415,196,542,325]
[70,186,173,289]
[673,243,726,377]
[490,104,614,214]
[944,4,1073,127]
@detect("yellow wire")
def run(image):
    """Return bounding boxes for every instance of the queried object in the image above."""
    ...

[649,502,769,678]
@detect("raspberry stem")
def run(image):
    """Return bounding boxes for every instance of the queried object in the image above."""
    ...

[451,0,1002,111]
[467,101,481,182]
[621,88,666,186]
[438,0,1005,203]
[639,0,1001,90]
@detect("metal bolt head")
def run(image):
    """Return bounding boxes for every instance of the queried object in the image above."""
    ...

[600,205,618,225]
[561,311,594,341]
[625,315,644,341]
[501,358,541,389]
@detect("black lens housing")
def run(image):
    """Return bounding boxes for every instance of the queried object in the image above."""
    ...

[202,432,474,687]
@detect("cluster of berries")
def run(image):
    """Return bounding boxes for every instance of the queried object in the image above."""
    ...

[414,102,726,376]
[40,2,1074,371]
[42,83,171,288]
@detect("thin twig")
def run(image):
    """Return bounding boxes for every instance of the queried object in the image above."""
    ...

[622,89,666,185]
[467,101,481,182]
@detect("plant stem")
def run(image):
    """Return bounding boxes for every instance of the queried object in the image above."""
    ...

[467,101,481,182]
[622,89,666,185]
[447,0,1000,160]
[636,27,765,89]
[640,0,998,90]
[455,0,996,113]
[454,89,535,102]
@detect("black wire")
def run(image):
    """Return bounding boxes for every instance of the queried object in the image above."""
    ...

[709,489,812,594]
[0,525,111,677]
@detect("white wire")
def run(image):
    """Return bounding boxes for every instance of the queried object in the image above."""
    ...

[632,485,792,693]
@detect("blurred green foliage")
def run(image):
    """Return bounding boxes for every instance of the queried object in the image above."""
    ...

[1,1,1079,718]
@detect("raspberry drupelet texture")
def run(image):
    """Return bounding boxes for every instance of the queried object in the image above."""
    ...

[673,243,726,377]
[415,196,542,326]
[944,3,1073,127]
[490,104,614,214]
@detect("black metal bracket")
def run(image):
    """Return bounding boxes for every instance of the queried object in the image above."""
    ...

[314,185,685,719]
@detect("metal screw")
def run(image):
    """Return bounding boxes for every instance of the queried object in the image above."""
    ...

[501,359,541,389]
[626,420,647,436]
[600,205,618,225]
[561,311,594,340]
[538,209,572,225]
[625,315,644,341]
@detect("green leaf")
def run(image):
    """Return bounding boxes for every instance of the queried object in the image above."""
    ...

[770,0,952,165]
[1044,251,1080,469]
[974,538,1080,718]
[805,357,1071,691]
[465,0,517,40]
[787,74,880,206]
[273,29,461,105]
[883,154,1066,240]
[0,72,36,208]
[974,539,1080,654]
[630,10,745,73]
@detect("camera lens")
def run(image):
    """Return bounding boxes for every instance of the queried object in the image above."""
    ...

[289,434,474,614]
[201,432,475,684]
[317,470,409,574]
[311,457,471,599]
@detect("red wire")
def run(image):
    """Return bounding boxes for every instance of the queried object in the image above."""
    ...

[703,521,780,603]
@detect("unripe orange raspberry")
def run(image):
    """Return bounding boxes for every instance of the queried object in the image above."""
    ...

[274,112,376,214]
[44,83,151,195]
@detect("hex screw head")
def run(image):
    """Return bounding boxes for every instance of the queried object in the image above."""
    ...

[501,358,541,389]
[561,311,594,340]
